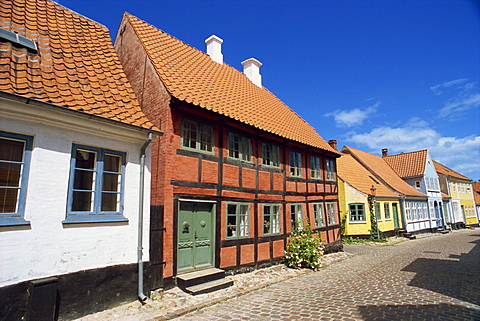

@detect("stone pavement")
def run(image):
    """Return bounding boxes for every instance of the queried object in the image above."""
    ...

[76,229,480,320]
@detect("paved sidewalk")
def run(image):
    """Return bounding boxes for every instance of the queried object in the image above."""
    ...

[74,251,352,321]
[76,229,480,320]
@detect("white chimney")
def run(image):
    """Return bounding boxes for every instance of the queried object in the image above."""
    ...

[241,58,262,87]
[205,35,223,64]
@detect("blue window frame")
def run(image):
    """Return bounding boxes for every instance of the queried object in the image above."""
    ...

[64,144,127,223]
[0,131,33,226]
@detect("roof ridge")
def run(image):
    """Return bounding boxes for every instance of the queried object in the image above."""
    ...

[51,0,108,30]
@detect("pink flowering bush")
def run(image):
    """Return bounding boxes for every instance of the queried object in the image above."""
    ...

[285,224,324,270]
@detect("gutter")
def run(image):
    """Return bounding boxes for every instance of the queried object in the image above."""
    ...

[138,133,154,302]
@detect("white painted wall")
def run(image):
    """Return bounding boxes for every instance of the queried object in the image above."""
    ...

[0,97,153,287]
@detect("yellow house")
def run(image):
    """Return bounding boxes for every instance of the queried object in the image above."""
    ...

[435,161,478,227]
[337,152,402,237]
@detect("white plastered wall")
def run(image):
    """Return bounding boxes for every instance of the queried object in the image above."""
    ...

[0,97,153,286]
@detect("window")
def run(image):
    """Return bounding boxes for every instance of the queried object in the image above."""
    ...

[0,132,33,226]
[326,159,335,181]
[228,133,251,162]
[182,119,214,153]
[310,156,321,179]
[226,203,249,238]
[65,145,126,223]
[262,143,280,167]
[415,180,421,189]
[405,202,411,221]
[384,203,391,219]
[0,28,38,52]
[422,202,428,219]
[290,204,303,230]
[349,203,365,222]
[263,204,280,235]
[326,202,337,225]
[313,203,325,228]
[375,202,381,220]
[289,151,302,177]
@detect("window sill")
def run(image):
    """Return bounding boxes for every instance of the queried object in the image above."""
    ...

[349,221,367,224]
[63,215,128,225]
[0,217,31,227]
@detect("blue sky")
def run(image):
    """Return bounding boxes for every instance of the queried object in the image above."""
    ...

[60,0,480,180]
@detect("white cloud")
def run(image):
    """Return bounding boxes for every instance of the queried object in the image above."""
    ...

[325,101,379,128]
[439,92,480,118]
[430,78,468,95]
[430,78,480,119]
[346,118,480,180]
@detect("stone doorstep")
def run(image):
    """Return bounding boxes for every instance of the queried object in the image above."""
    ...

[176,267,232,295]
[184,278,234,296]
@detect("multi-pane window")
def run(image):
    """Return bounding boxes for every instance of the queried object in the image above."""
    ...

[226,203,249,238]
[66,145,126,222]
[0,132,32,226]
[182,119,214,152]
[313,203,325,228]
[375,202,381,220]
[310,156,321,179]
[349,203,365,222]
[405,202,411,221]
[289,151,302,177]
[422,202,428,219]
[326,159,335,181]
[290,204,303,230]
[228,133,251,162]
[384,203,391,219]
[262,143,280,167]
[326,202,337,225]
[263,204,280,235]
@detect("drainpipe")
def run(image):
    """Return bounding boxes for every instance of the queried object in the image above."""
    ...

[138,133,154,302]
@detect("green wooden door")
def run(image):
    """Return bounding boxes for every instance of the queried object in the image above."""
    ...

[392,203,400,229]
[177,202,214,273]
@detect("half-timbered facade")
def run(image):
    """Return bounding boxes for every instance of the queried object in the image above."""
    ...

[115,13,341,288]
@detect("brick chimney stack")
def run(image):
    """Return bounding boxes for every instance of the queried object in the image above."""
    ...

[382,148,388,157]
[328,139,337,151]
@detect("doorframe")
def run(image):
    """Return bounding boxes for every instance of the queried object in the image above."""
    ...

[174,198,217,275]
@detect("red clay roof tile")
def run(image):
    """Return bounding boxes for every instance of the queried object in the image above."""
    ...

[383,150,428,178]
[123,13,336,153]
[0,0,159,132]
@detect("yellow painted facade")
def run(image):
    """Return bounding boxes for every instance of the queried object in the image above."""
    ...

[449,180,478,226]
[339,179,402,236]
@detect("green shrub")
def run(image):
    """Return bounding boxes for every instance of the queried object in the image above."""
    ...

[285,225,324,270]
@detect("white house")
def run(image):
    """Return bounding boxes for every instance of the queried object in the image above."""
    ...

[0,0,162,319]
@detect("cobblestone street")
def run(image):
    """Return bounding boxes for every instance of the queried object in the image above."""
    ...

[176,229,480,321]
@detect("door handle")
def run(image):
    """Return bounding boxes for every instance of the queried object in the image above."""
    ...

[195,231,198,239]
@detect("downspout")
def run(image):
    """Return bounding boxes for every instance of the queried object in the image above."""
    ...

[138,133,154,302]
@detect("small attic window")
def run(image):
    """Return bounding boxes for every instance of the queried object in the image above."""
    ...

[0,28,38,52]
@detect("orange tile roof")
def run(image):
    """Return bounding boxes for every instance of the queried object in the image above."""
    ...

[0,0,158,131]
[123,13,337,153]
[383,150,427,178]
[343,146,426,198]
[434,160,472,181]
[337,153,398,197]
